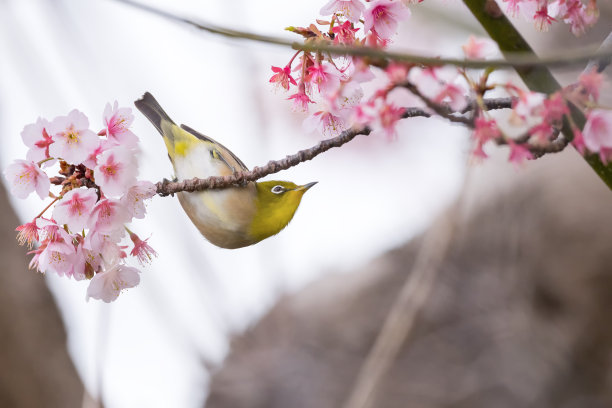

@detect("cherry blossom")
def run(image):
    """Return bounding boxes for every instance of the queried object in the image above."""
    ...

[462,36,499,59]
[373,102,404,139]
[3,160,50,200]
[578,68,605,102]
[583,109,612,153]
[472,117,501,158]
[88,198,129,235]
[103,102,138,148]
[52,188,98,232]
[83,231,123,270]
[36,229,76,277]
[15,221,39,249]
[288,84,315,112]
[303,104,348,137]
[86,264,140,303]
[48,109,99,165]
[508,141,534,167]
[21,118,54,165]
[320,0,365,23]
[121,181,157,219]
[5,102,157,302]
[269,65,297,91]
[129,232,158,265]
[363,0,411,40]
[331,20,360,44]
[308,62,342,95]
[94,147,138,197]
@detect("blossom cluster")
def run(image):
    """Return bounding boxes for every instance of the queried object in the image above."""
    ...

[501,0,599,35]
[3,104,157,303]
[270,0,607,167]
[270,0,414,139]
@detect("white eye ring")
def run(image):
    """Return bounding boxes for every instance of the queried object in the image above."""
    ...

[271,185,285,194]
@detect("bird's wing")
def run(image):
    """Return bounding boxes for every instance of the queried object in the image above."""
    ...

[180,124,249,172]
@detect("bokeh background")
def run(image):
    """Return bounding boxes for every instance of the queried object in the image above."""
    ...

[0,1,611,407]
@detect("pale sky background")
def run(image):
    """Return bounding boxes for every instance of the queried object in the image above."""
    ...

[0,1,606,407]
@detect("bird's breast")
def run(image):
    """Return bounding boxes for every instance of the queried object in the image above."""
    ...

[173,145,258,248]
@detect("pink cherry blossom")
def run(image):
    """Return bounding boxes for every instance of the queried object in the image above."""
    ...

[559,0,595,36]
[501,0,522,17]
[36,230,76,276]
[88,198,129,235]
[83,231,122,270]
[472,116,502,161]
[348,58,376,83]
[508,141,534,167]
[70,244,88,281]
[541,92,569,122]
[121,181,157,219]
[3,160,50,200]
[129,232,158,265]
[288,84,314,112]
[86,264,140,303]
[433,83,468,112]
[48,109,99,165]
[374,102,404,140]
[473,116,501,146]
[385,62,409,83]
[308,63,342,95]
[302,104,348,137]
[269,65,297,91]
[331,21,360,44]
[462,36,499,59]
[363,0,411,40]
[21,118,54,165]
[320,0,365,23]
[578,68,605,102]
[16,220,39,249]
[81,143,108,169]
[534,6,556,31]
[583,109,612,153]
[52,188,99,232]
[94,147,138,197]
[529,122,555,145]
[103,102,138,148]
[512,91,546,125]
[350,103,376,127]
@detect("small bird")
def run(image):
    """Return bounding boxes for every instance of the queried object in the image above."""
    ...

[134,92,316,249]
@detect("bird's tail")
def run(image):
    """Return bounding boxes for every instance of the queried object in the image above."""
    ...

[134,92,176,136]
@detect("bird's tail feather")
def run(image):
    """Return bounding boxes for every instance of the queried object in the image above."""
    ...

[134,92,175,136]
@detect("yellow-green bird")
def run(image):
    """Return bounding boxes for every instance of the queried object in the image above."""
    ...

[135,92,316,249]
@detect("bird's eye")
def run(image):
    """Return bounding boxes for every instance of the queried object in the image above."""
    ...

[271,185,285,194]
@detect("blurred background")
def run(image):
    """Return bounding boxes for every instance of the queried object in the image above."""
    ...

[0,1,611,407]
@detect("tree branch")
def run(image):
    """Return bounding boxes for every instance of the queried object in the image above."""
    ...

[155,98,512,196]
[112,0,612,70]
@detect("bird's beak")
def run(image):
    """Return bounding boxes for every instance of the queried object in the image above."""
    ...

[296,181,318,192]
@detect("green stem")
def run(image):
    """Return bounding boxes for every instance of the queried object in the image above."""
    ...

[462,0,612,190]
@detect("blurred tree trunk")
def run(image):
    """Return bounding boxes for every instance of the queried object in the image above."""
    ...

[0,181,83,408]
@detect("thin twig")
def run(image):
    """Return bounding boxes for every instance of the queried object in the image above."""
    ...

[112,0,612,70]
[401,81,475,126]
[155,98,512,196]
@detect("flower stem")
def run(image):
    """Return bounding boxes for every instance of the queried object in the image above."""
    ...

[35,197,60,219]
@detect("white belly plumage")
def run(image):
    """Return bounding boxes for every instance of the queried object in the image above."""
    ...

[173,145,257,248]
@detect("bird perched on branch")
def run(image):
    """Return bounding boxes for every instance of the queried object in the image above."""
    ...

[135,92,316,249]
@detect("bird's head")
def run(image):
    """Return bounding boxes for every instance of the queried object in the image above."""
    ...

[249,180,317,243]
